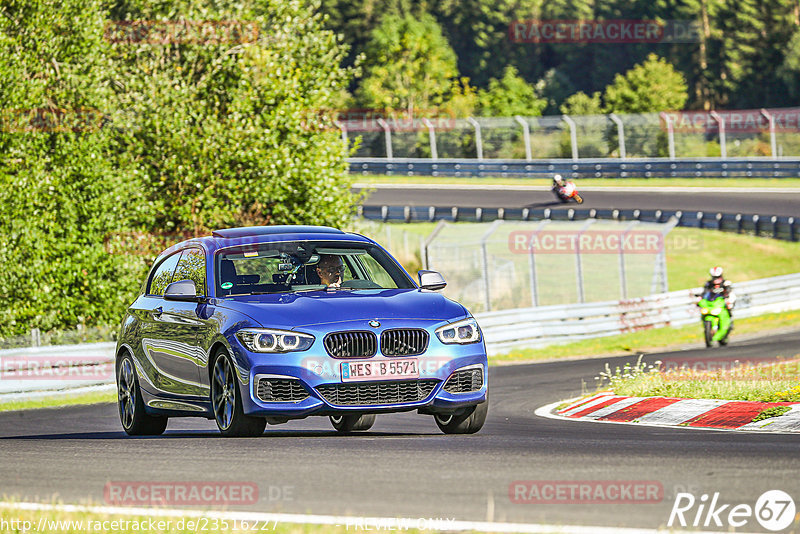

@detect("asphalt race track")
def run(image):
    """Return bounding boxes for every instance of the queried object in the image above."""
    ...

[356,185,800,217]
[2,331,800,530]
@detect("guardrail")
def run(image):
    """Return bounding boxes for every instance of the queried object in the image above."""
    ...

[349,157,800,178]
[0,342,115,400]
[358,205,800,241]
[358,205,799,242]
[476,272,800,352]
[5,272,800,398]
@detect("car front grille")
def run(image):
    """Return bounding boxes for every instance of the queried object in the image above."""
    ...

[316,380,438,406]
[380,328,429,356]
[324,331,378,359]
[443,367,483,393]
[255,378,309,402]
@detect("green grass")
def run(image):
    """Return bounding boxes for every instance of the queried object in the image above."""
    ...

[355,175,800,188]
[490,309,800,364]
[0,504,430,533]
[599,355,800,403]
[0,390,115,412]
[752,405,792,422]
[665,228,800,291]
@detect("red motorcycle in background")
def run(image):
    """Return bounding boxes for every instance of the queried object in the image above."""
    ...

[552,175,584,204]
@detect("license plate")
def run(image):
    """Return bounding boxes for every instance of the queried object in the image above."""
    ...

[341,358,419,382]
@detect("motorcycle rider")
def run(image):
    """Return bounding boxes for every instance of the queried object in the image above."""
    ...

[704,266,736,317]
[552,174,576,198]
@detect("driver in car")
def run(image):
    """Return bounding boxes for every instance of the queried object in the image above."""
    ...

[316,254,346,288]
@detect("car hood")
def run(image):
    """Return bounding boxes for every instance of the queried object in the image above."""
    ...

[215,288,467,329]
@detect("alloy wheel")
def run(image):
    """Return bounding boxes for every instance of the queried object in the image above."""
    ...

[212,356,236,430]
[118,358,136,429]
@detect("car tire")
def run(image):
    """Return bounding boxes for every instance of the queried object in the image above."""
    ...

[211,349,266,437]
[434,399,488,435]
[329,414,376,433]
[117,352,168,436]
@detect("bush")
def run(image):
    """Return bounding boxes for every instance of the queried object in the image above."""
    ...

[0,0,357,338]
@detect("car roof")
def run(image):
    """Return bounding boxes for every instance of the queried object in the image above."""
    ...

[154,225,374,262]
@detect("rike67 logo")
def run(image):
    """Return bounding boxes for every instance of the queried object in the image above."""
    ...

[668,490,796,531]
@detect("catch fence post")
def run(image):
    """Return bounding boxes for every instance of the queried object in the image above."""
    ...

[422,118,438,160]
[467,117,483,160]
[619,221,639,299]
[480,220,503,312]
[609,113,626,159]
[377,117,393,160]
[710,111,726,159]
[514,115,532,161]
[760,109,777,159]
[575,219,597,303]
[659,112,676,160]
[528,220,551,307]
[562,114,579,160]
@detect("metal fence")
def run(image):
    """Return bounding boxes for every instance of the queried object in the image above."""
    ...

[0,342,115,400]
[350,157,800,178]
[5,271,798,396]
[343,108,800,161]
[359,205,800,243]
[422,219,675,313]
[476,272,800,353]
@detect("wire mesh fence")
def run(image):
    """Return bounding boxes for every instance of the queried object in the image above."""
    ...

[422,219,675,313]
[341,107,800,160]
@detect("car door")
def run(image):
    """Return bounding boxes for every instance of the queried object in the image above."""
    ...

[137,249,206,397]
[162,247,214,397]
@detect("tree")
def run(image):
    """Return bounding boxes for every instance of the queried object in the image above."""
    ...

[357,12,459,115]
[478,66,546,116]
[431,0,540,87]
[0,0,359,337]
[0,0,143,337]
[603,54,688,113]
[558,92,607,158]
[715,0,796,107]
[106,0,358,234]
[560,91,603,115]
[779,31,800,102]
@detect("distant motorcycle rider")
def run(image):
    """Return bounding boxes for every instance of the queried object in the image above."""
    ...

[552,174,576,196]
[704,266,736,315]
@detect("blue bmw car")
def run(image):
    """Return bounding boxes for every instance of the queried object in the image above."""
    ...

[116,225,488,437]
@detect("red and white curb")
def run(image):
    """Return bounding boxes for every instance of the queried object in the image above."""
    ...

[537,392,800,433]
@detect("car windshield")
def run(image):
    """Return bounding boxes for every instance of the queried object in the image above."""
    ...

[215,241,414,296]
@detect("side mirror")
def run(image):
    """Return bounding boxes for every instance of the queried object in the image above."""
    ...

[164,279,201,302]
[418,270,446,291]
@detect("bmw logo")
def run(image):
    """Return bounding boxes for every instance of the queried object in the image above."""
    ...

[369,320,381,328]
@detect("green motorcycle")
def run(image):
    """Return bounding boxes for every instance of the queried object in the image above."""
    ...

[697,289,731,347]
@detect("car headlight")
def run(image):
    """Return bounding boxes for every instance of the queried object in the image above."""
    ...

[236,328,314,353]
[436,317,481,345]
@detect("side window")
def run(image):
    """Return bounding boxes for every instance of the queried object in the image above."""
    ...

[173,248,206,296]
[147,252,181,296]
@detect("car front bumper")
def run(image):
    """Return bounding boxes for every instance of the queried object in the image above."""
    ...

[235,337,488,418]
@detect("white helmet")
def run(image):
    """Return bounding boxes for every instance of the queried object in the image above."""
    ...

[709,266,723,278]
[553,174,564,185]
